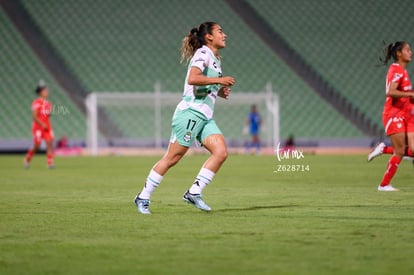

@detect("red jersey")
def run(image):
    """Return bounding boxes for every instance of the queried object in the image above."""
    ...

[31,98,52,130]
[383,63,412,117]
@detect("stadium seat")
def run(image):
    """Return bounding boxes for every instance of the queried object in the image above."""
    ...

[19,0,365,139]
[0,7,85,139]
[247,0,414,128]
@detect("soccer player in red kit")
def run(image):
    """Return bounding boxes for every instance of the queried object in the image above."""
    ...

[24,83,55,168]
[368,41,414,191]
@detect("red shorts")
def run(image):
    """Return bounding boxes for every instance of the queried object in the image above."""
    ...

[32,128,54,145]
[383,113,414,136]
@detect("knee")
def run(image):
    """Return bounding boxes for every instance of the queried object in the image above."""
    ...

[214,149,228,163]
[394,147,405,157]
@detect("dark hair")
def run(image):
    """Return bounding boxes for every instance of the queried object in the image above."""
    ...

[35,85,47,95]
[180,21,218,63]
[380,41,407,66]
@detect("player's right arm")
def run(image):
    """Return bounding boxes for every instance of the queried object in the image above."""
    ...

[386,81,414,98]
[187,67,235,86]
[386,66,414,98]
[32,109,47,129]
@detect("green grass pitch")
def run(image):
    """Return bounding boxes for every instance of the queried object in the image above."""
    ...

[1,153,414,274]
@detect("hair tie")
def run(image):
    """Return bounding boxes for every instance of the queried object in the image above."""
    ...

[191,27,198,36]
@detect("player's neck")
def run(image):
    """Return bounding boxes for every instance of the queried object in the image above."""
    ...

[397,60,408,69]
[206,44,219,58]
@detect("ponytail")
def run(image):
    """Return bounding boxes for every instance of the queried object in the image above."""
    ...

[380,41,407,66]
[180,22,218,64]
[180,27,202,64]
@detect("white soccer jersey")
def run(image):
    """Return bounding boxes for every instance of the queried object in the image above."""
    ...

[176,45,222,119]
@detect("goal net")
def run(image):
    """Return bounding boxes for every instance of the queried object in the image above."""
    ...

[85,83,279,155]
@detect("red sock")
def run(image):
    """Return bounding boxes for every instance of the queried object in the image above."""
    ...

[25,149,34,162]
[47,153,54,166]
[405,148,414,157]
[382,146,414,157]
[383,146,394,154]
[380,155,402,187]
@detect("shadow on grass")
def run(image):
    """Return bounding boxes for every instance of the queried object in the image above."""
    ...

[215,204,300,213]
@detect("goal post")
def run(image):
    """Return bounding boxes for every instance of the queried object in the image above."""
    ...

[85,83,279,155]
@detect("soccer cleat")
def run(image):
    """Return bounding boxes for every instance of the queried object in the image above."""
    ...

[134,194,151,215]
[183,191,211,212]
[368,142,386,162]
[48,165,55,169]
[378,185,399,192]
[24,159,30,169]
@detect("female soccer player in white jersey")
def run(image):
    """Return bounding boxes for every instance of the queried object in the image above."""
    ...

[133,22,235,214]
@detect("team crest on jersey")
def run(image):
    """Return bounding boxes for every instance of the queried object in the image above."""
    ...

[397,123,402,129]
[183,131,191,142]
